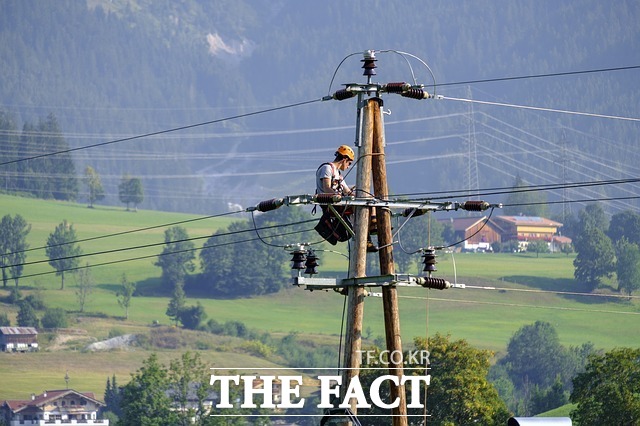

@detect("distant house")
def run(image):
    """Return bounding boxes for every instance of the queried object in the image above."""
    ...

[439,215,570,252]
[0,389,108,425]
[0,327,38,352]
[439,216,504,251]
[492,216,570,252]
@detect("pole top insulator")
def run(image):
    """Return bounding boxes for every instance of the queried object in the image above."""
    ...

[362,50,377,79]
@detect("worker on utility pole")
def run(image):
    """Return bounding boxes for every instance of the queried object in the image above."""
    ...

[314,145,355,245]
[315,144,355,196]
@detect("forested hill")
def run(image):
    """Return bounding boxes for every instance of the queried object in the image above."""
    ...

[0,0,638,215]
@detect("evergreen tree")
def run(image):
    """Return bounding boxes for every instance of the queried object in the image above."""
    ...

[46,220,82,290]
[0,110,19,193]
[104,374,123,418]
[39,114,78,201]
[15,114,78,200]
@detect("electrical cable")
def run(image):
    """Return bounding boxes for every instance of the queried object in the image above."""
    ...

[12,226,313,281]
[3,209,247,257]
[459,284,640,300]
[436,64,640,88]
[440,207,496,250]
[0,98,323,167]
[439,95,640,123]
[396,294,640,316]
[4,218,318,272]
[393,177,640,201]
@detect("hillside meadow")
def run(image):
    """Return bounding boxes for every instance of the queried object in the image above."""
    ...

[1,193,639,400]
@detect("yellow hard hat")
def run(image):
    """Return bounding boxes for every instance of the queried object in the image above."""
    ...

[336,145,355,161]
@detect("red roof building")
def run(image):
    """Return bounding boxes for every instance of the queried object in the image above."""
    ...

[1,389,107,425]
[439,216,505,251]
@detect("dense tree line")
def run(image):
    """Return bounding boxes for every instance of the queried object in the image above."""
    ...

[0,112,77,201]
[197,207,317,298]
[570,204,640,295]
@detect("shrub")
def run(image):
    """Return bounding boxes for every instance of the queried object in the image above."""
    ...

[41,308,68,329]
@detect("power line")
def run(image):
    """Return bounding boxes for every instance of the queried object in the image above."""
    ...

[4,178,638,263]
[12,226,313,282]
[439,95,640,122]
[5,218,317,270]
[436,65,640,88]
[396,295,640,316]
[4,209,246,257]
[393,177,640,201]
[0,98,323,167]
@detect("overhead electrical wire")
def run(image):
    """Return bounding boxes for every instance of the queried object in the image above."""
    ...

[11,226,315,282]
[6,189,637,282]
[0,98,323,167]
[4,218,318,271]
[3,209,246,257]
[436,64,640,87]
[393,177,640,201]
[4,177,638,263]
[440,95,640,122]
[394,294,640,316]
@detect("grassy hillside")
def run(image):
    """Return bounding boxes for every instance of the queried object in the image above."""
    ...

[1,193,639,401]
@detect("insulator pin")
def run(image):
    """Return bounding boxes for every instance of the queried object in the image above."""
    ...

[462,201,490,211]
[290,250,307,270]
[257,198,284,212]
[401,88,431,100]
[333,89,357,101]
[385,82,410,93]
[416,277,450,290]
[422,248,437,274]
[361,50,377,77]
[314,193,342,204]
[304,249,319,276]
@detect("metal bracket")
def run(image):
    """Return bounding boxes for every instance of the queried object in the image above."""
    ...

[292,273,451,291]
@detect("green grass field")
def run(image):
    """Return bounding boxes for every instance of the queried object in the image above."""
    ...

[1,193,639,401]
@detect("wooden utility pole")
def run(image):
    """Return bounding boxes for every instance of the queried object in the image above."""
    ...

[371,98,408,425]
[342,97,374,412]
